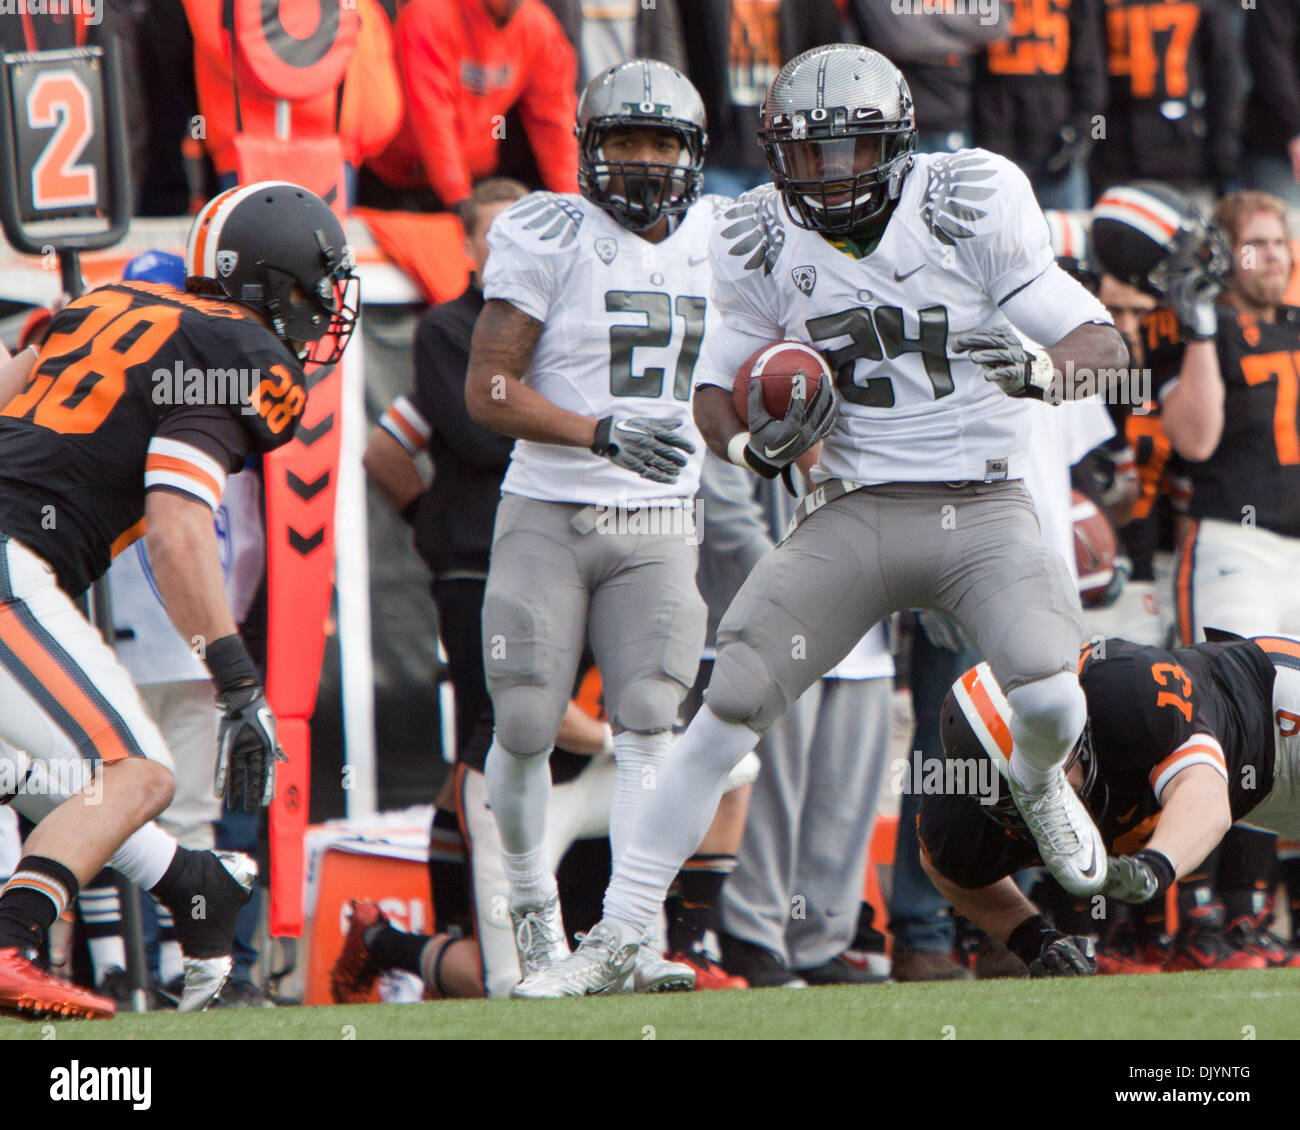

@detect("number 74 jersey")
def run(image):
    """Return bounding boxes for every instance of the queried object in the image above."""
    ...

[483,192,728,506]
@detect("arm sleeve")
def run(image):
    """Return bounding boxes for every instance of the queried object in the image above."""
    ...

[515,11,580,194]
[694,195,786,392]
[147,405,250,511]
[1000,262,1114,347]
[399,2,473,206]
[480,194,576,323]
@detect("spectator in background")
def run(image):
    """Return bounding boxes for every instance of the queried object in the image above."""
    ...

[1243,0,1300,209]
[679,0,841,197]
[184,0,403,203]
[542,0,686,90]
[1090,0,1245,203]
[363,0,578,215]
[851,0,1006,153]
[973,0,1107,210]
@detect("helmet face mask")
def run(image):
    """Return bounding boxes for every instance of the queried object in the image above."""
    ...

[576,61,707,233]
[760,46,916,237]
[185,182,360,367]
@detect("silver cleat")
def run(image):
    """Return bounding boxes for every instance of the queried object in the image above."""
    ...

[510,894,570,980]
[510,920,637,999]
[1007,767,1108,897]
[630,929,695,993]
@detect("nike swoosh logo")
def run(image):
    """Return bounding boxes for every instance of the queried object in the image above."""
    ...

[1117,804,1138,825]
[1078,842,1098,879]
[763,436,800,459]
[893,264,925,282]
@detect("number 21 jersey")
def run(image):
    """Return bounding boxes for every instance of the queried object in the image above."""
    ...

[483,192,727,506]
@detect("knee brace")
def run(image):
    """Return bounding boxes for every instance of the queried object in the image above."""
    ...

[1006,671,1087,764]
[492,685,565,759]
[703,640,785,732]
[613,675,684,734]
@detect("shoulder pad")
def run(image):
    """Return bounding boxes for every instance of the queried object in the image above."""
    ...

[496,192,585,251]
[716,185,786,275]
[918,151,1002,247]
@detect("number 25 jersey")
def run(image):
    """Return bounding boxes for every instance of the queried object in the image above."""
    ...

[0,281,306,598]
[483,192,726,506]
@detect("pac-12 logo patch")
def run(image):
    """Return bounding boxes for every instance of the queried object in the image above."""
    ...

[595,238,618,265]
[216,250,239,277]
[791,265,816,296]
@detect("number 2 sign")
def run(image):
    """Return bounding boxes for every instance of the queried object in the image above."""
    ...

[0,44,130,253]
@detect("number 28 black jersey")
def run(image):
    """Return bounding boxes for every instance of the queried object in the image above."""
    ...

[0,281,306,598]
[919,637,1277,889]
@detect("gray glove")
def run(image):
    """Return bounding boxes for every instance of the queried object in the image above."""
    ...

[955,326,1057,402]
[591,416,695,484]
[1029,934,1098,977]
[1165,262,1224,342]
[1102,849,1170,904]
[215,685,286,812]
[743,373,836,479]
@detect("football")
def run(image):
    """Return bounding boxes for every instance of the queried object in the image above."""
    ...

[732,340,833,425]
[1072,490,1118,607]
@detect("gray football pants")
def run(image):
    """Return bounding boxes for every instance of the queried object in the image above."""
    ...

[482,493,707,755]
[721,674,892,969]
[706,480,1084,732]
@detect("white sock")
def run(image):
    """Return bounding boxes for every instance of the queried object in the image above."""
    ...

[483,737,552,855]
[609,729,671,868]
[155,905,184,983]
[1006,672,1086,783]
[602,707,757,944]
[79,886,124,983]
[109,821,179,891]
[502,845,556,909]
[1008,750,1054,789]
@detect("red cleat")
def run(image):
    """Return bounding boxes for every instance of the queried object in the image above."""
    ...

[1226,917,1300,969]
[330,900,388,1004]
[1094,946,1164,975]
[0,948,115,1019]
[668,950,748,990]
[1166,924,1268,972]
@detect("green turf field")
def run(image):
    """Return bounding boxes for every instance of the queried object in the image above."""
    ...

[3,969,1299,1040]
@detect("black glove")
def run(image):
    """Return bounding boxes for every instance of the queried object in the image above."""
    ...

[742,373,836,482]
[955,327,1058,402]
[591,416,694,484]
[1164,262,1224,342]
[215,685,286,812]
[1029,934,1098,977]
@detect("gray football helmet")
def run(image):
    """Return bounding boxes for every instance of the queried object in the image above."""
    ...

[759,44,916,236]
[575,59,707,232]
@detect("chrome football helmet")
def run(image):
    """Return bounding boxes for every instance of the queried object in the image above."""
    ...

[576,59,707,232]
[759,44,916,236]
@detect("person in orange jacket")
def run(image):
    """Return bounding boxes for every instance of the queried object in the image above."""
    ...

[184,0,403,202]
[366,0,578,214]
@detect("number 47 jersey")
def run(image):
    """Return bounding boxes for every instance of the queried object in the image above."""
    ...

[695,150,1113,486]
[483,192,726,506]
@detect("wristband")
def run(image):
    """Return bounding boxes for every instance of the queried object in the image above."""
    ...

[1133,847,1176,898]
[726,431,752,469]
[400,492,424,526]
[1006,913,1059,968]
[205,633,258,693]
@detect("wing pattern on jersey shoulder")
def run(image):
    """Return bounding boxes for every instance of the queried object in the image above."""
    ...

[920,153,999,246]
[507,193,584,248]
[718,190,785,275]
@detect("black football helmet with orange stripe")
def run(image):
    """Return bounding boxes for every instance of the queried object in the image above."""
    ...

[184,182,359,365]
[940,663,1109,833]
[1090,181,1230,300]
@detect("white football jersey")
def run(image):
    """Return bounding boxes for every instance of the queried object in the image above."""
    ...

[696,149,1113,485]
[484,192,729,506]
